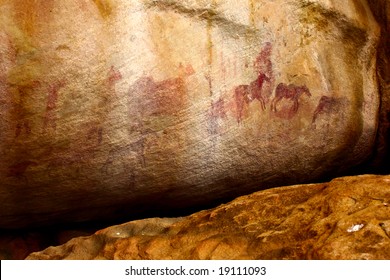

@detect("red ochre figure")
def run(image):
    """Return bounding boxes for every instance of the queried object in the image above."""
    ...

[43,80,66,131]
[208,97,227,135]
[234,73,271,123]
[312,95,338,123]
[271,83,311,113]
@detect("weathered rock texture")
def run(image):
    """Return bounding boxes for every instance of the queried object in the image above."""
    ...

[0,227,95,260]
[26,175,390,260]
[0,0,381,228]
[366,0,390,173]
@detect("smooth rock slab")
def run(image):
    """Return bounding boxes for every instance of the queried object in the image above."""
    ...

[0,0,381,228]
[27,175,390,260]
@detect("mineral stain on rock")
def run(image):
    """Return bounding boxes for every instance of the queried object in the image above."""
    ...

[92,0,113,19]
[13,81,41,138]
[7,160,37,179]
[11,0,56,37]
[43,80,66,132]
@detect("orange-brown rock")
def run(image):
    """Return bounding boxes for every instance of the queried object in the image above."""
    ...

[0,0,382,229]
[27,175,390,260]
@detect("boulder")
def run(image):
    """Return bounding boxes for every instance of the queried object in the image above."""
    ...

[0,0,381,228]
[26,175,390,260]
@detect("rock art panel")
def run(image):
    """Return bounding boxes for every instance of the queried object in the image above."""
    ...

[0,0,381,228]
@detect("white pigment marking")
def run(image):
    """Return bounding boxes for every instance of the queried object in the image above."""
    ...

[347,224,364,233]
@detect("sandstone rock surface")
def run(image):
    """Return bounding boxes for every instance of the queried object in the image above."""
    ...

[0,0,381,228]
[27,175,390,260]
[366,0,390,173]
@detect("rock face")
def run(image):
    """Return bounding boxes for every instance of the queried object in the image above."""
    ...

[26,175,390,260]
[0,0,381,228]
[366,0,390,173]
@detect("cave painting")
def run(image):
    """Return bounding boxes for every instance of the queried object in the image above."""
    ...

[129,76,186,116]
[234,73,271,123]
[228,42,315,123]
[233,42,274,123]
[43,80,66,131]
[312,95,339,124]
[254,42,273,79]
[124,64,195,166]
[107,66,123,88]
[128,64,194,117]
[13,81,41,138]
[270,83,311,118]
[208,97,227,135]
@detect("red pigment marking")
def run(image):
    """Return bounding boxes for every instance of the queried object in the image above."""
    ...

[129,68,194,116]
[14,81,41,138]
[87,126,103,145]
[208,98,227,135]
[233,73,271,123]
[0,32,17,63]
[107,65,123,87]
[15,122,31,138]
[254,42,273,78]
[210,98,227,119]
[98,127,103,144]
[312,96,338,123]
[248,73,271,109]
[178,63,195,77]
[231,43,274,123]
[44,80,66,131]
[233,85,250,123]
[254,42,274,104]
[271,83,312,117]
[7,160,37,178]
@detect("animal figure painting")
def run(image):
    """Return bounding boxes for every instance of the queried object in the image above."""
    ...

[271,83,311,114]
